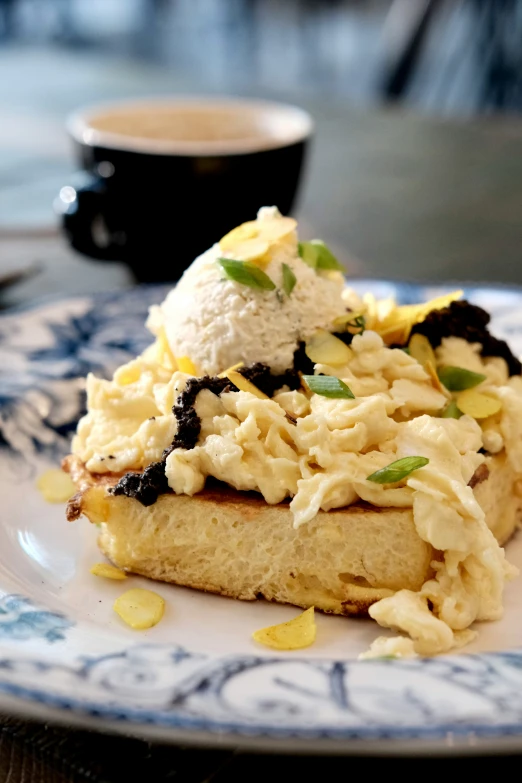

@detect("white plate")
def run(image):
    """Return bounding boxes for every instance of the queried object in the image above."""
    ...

[2,281,522,756]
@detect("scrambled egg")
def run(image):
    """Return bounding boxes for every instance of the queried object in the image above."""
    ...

[72,352,182,473]
[72,287,522,658]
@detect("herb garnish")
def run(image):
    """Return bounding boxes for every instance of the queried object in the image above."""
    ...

[440,401,463,419]
[282,263,297,296]
[437,366,486,392]
[218,258,276,291]
[347,314,365,334]
[366,456,429,484]
[298,240,344,272]
[302,375,355,399]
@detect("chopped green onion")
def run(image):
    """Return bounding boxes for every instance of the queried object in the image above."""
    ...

[302,375,355,399]
[282,263,297,296]
[366,456,429,484]
[440,401,463,419]
[437,366,486,392]
[298,240,344,272]
[312,240,345,271]
[217,258,276,291]
[347,314,365,333]
[298,241,319,268]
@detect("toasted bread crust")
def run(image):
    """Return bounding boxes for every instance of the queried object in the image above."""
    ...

[63,453,522,617]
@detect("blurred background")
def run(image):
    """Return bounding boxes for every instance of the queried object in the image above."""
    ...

[2,0,522,302]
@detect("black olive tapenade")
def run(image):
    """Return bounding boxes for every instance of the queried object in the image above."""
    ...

[112,459,170,507]
[111,361,303,506]
[240,362,302,397]
[292,341,315,374]
[171,375,236,451]
[410,300,521,376]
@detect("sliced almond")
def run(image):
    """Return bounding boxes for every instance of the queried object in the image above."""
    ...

[91,563,127,580]
[260,216,297,242]
[332,311,365,328]
[425,360,451,397]
[226,238,270,265]
[114,588,165,630]
[305,330,352,366]
[456,390,502,419]
[226,370,269,399]
[252,607,316,650]
[220,217,296,264]
[408,333,437,368]
[37,469,76,503]
[219,221,259,250]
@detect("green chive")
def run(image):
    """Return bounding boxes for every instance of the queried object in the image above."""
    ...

[298,240,344,272]
[346,314,365,334]
[440,401,463,419]
[298,241,319,269]
[366,456,429,484]
[437,366,486,392]
[311,240,345,271]
[302,375,355,399]
[282,263,297,296]
[217,258,276,291]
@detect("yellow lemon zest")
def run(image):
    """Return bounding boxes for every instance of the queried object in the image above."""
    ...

[156,327,177,371]
[90,563,127,580]
[226,370,269,400]
[218,362,244,378]
[177,356,199,376]
[365,290,463,346]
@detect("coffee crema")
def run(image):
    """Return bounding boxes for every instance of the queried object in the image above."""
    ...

[70,99,313,155]
[89,108,268,144]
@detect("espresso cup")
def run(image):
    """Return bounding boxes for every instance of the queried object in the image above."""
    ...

[57,97,313,282]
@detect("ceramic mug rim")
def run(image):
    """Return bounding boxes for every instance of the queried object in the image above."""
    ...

[67,96,314,158]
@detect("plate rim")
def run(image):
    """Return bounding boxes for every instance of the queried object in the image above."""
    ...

[2,673,522,756]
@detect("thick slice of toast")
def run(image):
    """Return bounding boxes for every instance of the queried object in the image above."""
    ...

[63,453,522,617]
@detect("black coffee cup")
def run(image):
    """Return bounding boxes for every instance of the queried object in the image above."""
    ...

[56,97,313,283]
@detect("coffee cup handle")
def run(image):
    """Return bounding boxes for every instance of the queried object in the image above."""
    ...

[56,174,124,261]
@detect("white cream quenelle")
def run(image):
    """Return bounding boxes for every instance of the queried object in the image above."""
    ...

[146,206,347,375]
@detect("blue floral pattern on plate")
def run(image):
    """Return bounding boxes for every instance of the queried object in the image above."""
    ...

[1,281,522,752]
[0,595,72,642]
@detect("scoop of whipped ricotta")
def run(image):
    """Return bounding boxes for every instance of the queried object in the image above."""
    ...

[146,206,347,375]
